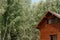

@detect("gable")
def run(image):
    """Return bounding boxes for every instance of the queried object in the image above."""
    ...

[36,11,60,29]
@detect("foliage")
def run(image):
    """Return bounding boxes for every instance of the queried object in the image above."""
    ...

[0,0,60,40]
[0,0,39,40]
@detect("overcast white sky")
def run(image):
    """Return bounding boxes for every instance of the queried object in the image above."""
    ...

[32,0,40,3]
[31,0,46,4]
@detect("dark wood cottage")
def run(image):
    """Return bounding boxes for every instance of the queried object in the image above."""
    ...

[36,11,60,40]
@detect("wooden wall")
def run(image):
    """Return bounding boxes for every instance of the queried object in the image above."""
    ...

[39,19,60,40]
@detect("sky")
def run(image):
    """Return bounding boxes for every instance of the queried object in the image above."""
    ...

[32,0,40,3]
[31,0,46,4]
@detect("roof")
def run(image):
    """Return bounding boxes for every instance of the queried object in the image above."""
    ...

[35,10,60,29]
[48,11,60,18]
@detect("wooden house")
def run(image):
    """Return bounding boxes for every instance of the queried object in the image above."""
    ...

[36,11,60,40]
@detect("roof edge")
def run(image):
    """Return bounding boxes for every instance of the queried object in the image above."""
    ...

[35,10,60,29]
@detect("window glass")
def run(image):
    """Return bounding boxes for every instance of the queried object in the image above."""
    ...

[46,17,58,24]
[50,35,57,40]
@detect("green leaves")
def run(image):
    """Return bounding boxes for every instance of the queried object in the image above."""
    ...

[2,0,60,40]
[0,0,39,40]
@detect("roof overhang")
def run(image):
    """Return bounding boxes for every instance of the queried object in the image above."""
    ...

[35,10,60,29]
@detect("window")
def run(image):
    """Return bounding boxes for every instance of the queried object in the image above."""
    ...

[46,17,58,24]
[46,19,52,24]
[50,35,57,40]
[51,17,58,23]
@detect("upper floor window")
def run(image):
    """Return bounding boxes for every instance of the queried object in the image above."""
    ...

[46,17,58,24]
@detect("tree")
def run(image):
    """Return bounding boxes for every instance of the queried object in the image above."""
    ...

[1,0,31,40]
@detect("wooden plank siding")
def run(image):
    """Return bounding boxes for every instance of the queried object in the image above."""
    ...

[35,11,60,40]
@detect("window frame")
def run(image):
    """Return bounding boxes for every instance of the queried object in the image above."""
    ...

[50,34,57,40]
[46,17,58,24]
